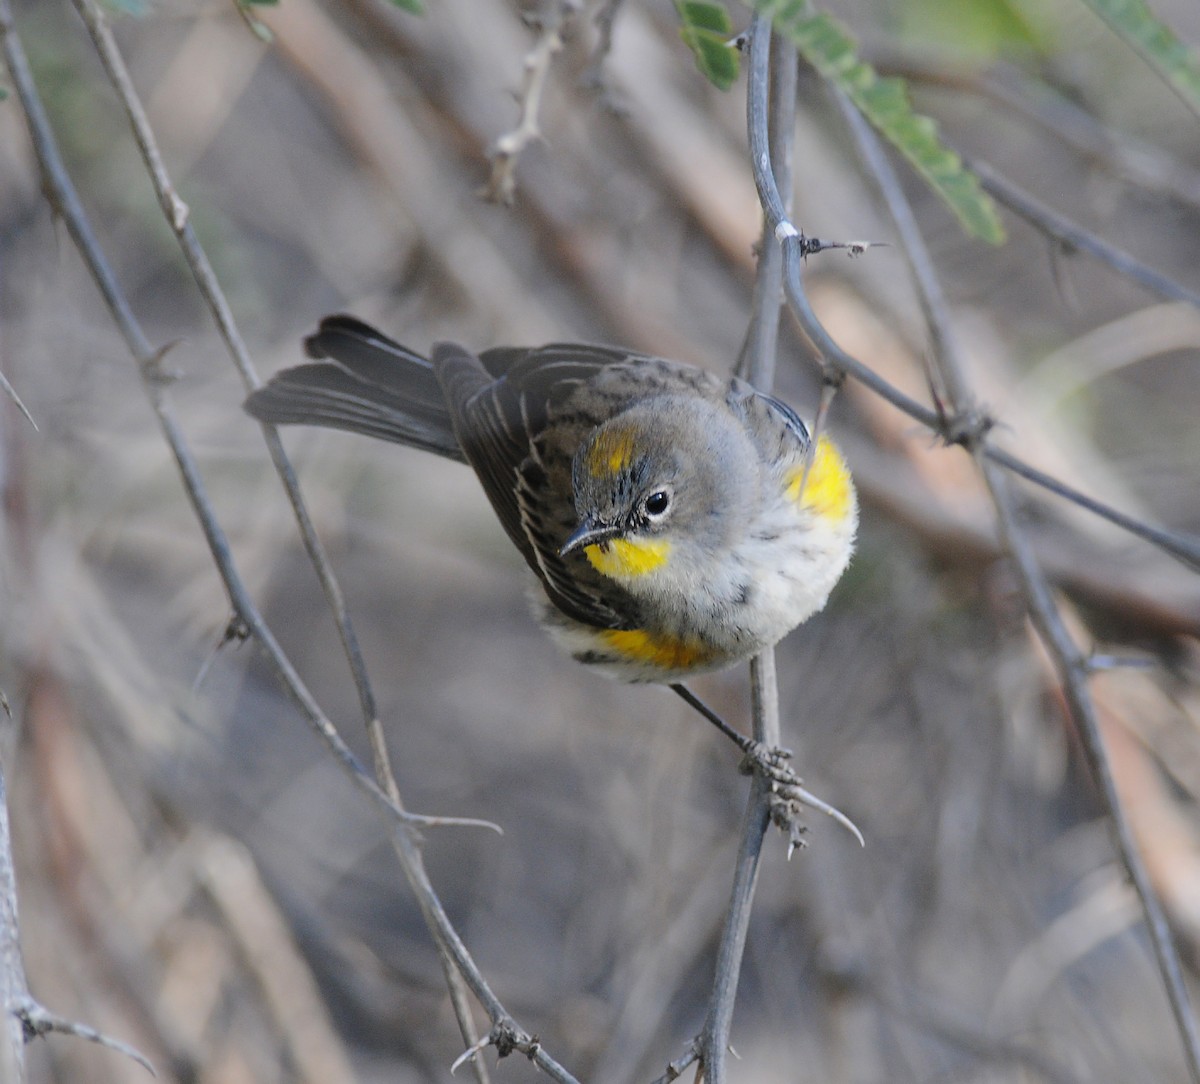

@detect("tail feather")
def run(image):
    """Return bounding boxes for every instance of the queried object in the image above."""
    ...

[244,316,466,462]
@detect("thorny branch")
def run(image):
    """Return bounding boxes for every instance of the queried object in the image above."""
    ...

[9,0,1200,1079]
[741,111,1200,574]
[0,738,153,1078]
[481,0,580,204]
[745,12,1200,1080]
[968,155,1200,311]
[695,28,802,1084]
[67,1,493,1076]
[4,2,578,1080]
[836,85,1200,1082]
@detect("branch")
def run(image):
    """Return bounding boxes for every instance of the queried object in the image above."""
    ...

[833,75,1200,1084]
[697,25,797,1084]
[65,4,495,1077]
[4,3,577,1079]
[968,155,1200,310]
[0,740,153,1079]
[481,0,580,204]
[740,70,1200,575]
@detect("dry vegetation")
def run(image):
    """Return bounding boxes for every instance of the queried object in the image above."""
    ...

[2,0,1200,1081]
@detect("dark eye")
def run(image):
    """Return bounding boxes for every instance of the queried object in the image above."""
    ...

[644,490,671,517]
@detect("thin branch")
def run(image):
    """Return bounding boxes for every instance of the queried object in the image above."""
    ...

[741,92,1200,573]
[968,155,1200,310]
[2,5,577,1080]
[835,79,1200,1084]
[669,685,862,845]
[0,745,155,1079]
[17,1002,155,1078]
[481,0,580,204]
[66,4,494,1075]
[579,0,626,101]
[698,23,796,1084]
[0,749,29,1082]
[983,458,1200,1082]
[68,0,384,793]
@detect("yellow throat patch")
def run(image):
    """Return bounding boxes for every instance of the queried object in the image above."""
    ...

[785,435,853,521]
[584,536,671,579]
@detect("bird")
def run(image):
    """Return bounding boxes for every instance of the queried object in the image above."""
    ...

[244,314,857,686]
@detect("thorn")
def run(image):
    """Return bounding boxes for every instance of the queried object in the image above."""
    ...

[450,1032,491,1075]
[0,369,37,430]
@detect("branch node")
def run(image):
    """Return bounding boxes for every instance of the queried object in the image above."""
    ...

[491,1019,520,1058]
[16,1001,155,1076]
[651,1040,700,1084]
[941,407,995,454]
[140,340,182,386]
[166,189,189,232]
[773,219,800,242]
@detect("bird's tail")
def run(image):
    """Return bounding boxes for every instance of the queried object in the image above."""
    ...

[244,314,466,462]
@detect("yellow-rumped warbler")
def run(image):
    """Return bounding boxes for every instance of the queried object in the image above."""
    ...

[245,315,857,684]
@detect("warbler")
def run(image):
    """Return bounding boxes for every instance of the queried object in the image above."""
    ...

[244,315,857,684]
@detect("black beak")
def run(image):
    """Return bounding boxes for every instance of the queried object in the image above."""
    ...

[559,517,621,557]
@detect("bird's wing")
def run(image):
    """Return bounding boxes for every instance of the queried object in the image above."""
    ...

[434,342,653,631]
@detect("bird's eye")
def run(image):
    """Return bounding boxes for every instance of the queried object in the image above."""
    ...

[644,490,671,518]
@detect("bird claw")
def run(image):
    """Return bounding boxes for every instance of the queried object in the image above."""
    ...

[739,742,865,852]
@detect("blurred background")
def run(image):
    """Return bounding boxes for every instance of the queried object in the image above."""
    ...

[3,0,1200,1080]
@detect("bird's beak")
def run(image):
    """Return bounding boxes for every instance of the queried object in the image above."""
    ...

[559,517,620,557]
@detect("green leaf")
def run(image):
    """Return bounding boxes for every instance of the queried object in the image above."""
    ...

[675,1,741,91]
[386,0,425,13]
[755,2,1005,244]
[897,0,1047,60]
[1084,0,1200,114]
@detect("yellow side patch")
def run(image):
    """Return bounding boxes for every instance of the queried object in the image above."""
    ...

[786,435,853,521]
[585,426,636,476]
[600,628,710,671]
[584,537,671,579]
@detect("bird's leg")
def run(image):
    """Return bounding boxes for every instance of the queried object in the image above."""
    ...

[669,683,864,852]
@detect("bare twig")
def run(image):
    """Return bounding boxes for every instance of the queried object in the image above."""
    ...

[968,155,1200,311]
[0,744,154,1079]
[0,749,30,1082]
[68,0,386,797]
[4,4,577,1080]
[984,458,1200,1083]
[740,108,1200,574]
[697,24,797,1084]
[481,0,580,204]
[649,1041,700,1084]
[834,77,1200,1084]
[17,1002,155,1078]
[579,0,626,99]
[66,5,494,1074]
